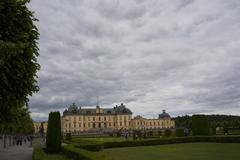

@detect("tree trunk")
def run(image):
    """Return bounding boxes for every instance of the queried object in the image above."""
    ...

[3,135,6,148]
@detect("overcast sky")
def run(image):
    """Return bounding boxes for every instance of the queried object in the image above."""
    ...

[28,0,240,121]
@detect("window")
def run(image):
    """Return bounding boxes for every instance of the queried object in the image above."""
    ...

[93,123,95,128]
[88,117,90,121]
[104,117,106,121]
[109,123,111,127]
[120,122,122,126]
[79,117,81,121]
[99,117,101,121]
[79,123,81,127]
[120,116,122,120]
[93,117,95,121]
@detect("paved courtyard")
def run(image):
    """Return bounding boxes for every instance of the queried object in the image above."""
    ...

[0,140,32,160]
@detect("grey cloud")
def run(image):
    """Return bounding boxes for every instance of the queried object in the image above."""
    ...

[28,0,240,121]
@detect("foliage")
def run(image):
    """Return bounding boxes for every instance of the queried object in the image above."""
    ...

[164,130,172,137]
[103,136,240,149]
[75,143,104,152]
[0,0,39,133]
[158,130,162,136]
[63,145,110,160]
[133,130,143,140]
[192,115,210,136]
[46,112,62,153]
[176,128,185,137]
[65,133,72,141]
[32,147,69,160]
[174,115,240,131]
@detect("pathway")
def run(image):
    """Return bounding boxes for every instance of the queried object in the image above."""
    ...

[0,143,33,160]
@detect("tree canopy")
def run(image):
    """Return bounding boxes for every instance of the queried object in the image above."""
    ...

[0,0,39,133]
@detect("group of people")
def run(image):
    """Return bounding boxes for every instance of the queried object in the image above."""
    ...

[14,135,33,146]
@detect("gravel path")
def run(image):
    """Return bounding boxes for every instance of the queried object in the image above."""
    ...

[0,143,33,160]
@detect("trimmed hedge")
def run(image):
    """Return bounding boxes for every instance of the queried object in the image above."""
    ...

[103,136,240,149]
[74,143,104,152]
[192,115,210,136]
[62,145,110,160]
[176,128,185,137]
[32,147,45,160]
[46,112,62,153]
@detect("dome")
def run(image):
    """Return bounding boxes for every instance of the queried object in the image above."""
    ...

[159,109,171,119]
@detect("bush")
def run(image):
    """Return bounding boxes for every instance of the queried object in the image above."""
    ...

[192,115,210,136]
[32,147,45,160]
[176,128,185,137]
[75,143,104,152]
[46,112,62,153]
[103,136,240,149]
[158,130,162,136]
[62,145,110,160]
[65,133,72,141]
[164,130,172,137]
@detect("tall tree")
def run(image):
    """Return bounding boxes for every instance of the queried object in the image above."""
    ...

[0,0,39,133]
[46,112,62,153]
[192,115,210,136]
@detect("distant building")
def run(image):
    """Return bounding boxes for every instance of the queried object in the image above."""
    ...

[61,103,132,133]
[131,110,175,130]
[33,121,48,134]
[33,104,175,134]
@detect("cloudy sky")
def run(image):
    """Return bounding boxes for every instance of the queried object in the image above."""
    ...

[28,0,240,121]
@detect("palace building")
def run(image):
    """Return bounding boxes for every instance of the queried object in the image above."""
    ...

[61,104,175,134]
[131,110,175,130]
[33,121,48,134]
[62,103,133,133]
[33,104,175,134]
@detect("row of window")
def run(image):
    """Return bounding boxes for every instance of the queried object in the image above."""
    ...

[135,121,172,126]
[66,115,131,122]
[65,121,130,128]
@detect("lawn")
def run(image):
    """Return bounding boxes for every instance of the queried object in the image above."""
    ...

[103,143,240,160]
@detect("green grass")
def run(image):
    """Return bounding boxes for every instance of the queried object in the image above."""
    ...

[103,143,240,160]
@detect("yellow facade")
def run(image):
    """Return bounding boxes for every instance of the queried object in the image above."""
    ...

[61,104,132,133]
[34,106,175,134]
[130,115,175,130]
[33,122,48,134]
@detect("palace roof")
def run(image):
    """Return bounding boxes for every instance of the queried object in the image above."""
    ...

[63,103,132,116]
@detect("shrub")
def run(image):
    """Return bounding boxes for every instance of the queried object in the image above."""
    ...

[192,115,210,136]
[164,130,172,137]
[46,112,62,153]
[176,128,185,137]
[32,147,45,160]
[75,143,104,152]
[158,130,162,136]
[103,136,240,149]
[65,133,72,141]
[63,145,110,160]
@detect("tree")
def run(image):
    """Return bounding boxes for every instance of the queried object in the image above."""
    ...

[46,112,62,153]
[0,0,40,133]
[192,115,210,136]
[175,128,184,137]
[164,129,172,137]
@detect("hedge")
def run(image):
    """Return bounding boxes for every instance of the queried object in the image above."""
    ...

[62,145,110,160]
[103,136,240,149]
[176,128,185,137]
[32,147,45,160]
[74,143,104,152]
[46,112,62,153]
